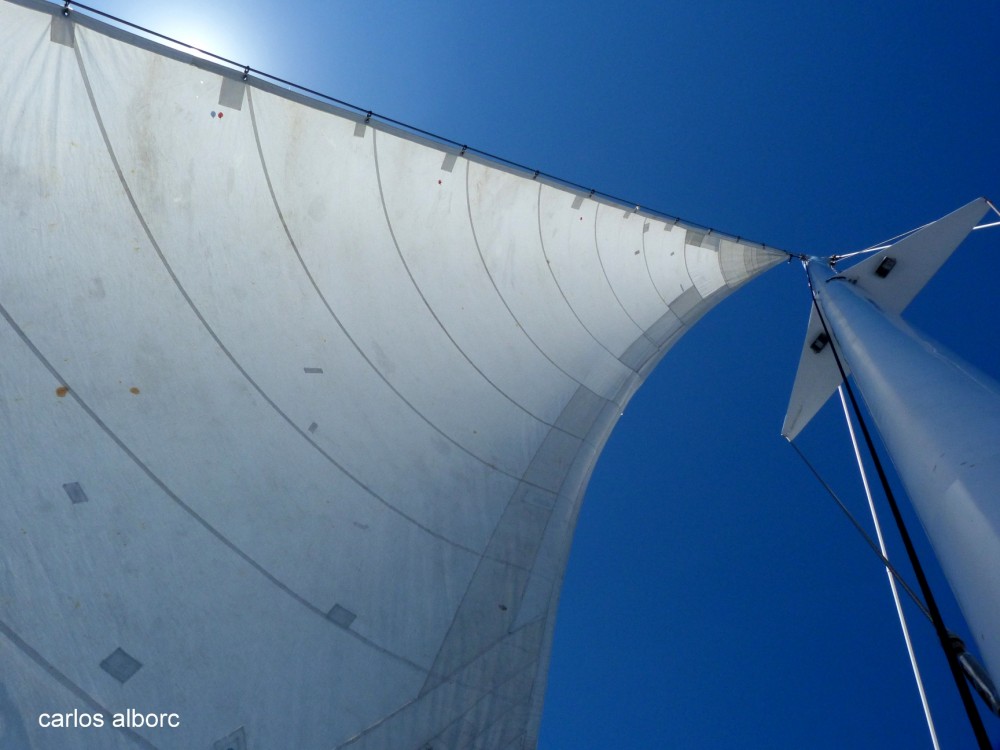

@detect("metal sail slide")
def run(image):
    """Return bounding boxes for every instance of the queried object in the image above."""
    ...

[0,1,784,747]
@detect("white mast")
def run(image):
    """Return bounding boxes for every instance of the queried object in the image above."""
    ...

[784,199,999,746]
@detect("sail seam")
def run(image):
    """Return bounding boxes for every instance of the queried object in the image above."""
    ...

[0,298,430,676]
[462,693,531,750]
[64,31,514,673]
[416,394,594,699]
[592,202,647,332]
[244,87,556,490]
[425,660,537,748]
[0,618,159,749]
[464,159,590,386]
[372,128,567,432]
[517,395,625,748]
[418,492,545,697]
[337,623,542,748]
[69,34,495,561]
[23,0,788,257]
[682,234,695,300]
[534,183,639,361]
[417,386,610,708]
[641,218,674,308]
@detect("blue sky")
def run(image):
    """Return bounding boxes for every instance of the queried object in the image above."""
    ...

[83,1,1000,746]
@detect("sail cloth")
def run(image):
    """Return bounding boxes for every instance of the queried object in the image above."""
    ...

[0,1,784,747]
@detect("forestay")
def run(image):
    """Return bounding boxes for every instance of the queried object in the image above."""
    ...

[0,1,784,747]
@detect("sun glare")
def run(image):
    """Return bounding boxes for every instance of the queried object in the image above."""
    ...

[161,23,239,64]
[115,5,244,66]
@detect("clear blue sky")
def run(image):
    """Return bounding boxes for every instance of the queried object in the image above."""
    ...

[84,1,1000,746]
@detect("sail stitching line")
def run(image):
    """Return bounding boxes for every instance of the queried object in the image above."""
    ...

[447,618,546,691]
[519,571,564,749]
[679,232,704,313]
[416,373,602,700]
[0,618,159,749]
[637,220,705,371]
[64,32,501,673]
[68,36,493,562]
[244,87,555,494]
[337,621,542,748]
[640,218,675,309]
[416,546,543,698]
[592,202,646,331]
[515,396,626,748]
[371,128,570,433]
[464,159,603,388]
[425,660,538,748]
[453,406,627,746]
[54,0,789,257]
[420,621,544,709]
[461,689,532,750]
[417,460,560,698]
[0,298,427,676]
[533,183,641,361]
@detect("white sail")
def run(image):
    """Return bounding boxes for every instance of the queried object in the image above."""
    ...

[0,1,784,747]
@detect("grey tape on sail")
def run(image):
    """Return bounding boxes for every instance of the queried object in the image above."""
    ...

[0,1,785,748]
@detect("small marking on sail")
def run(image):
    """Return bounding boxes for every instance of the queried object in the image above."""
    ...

[308,422,318,434]
[63,482,89,504]
[55,386,69,397]
[129,387,140,395]
[686,228,706,247]
[218,77,246,111]
[327,604,357,629]
[100,648,142,684]
[304,367,323,374]
[50,15,74,47]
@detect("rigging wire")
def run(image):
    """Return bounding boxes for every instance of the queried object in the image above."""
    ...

[802,262,993,750]
[832,199,998,263]
[827,247,883,264]
[837,385,940,750]
[785,439,929,622]
[828,220,935,265]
